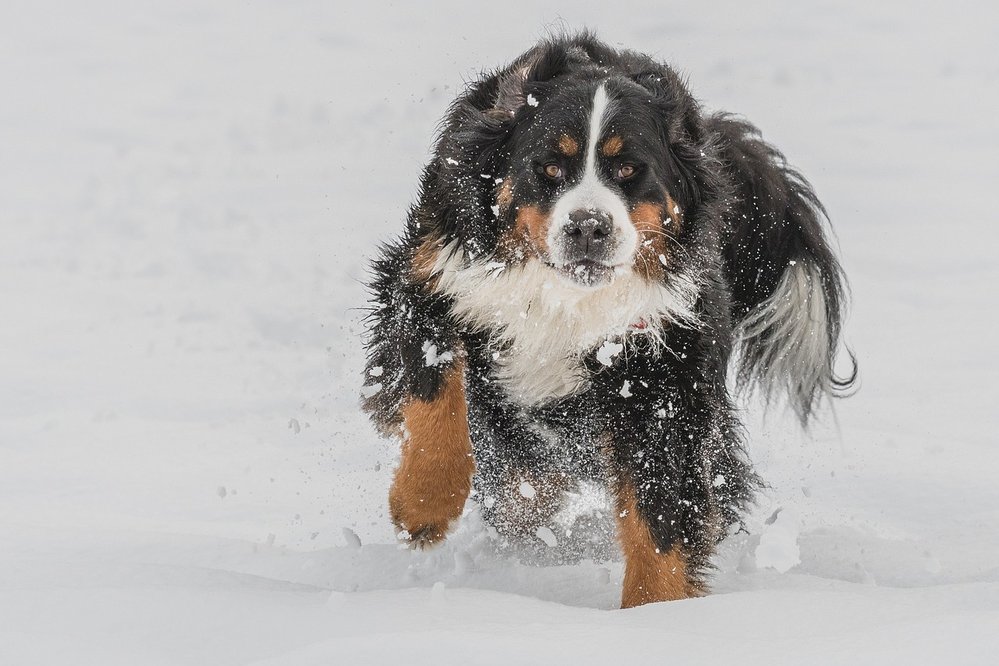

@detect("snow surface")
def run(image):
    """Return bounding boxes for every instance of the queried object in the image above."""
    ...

[2,1,998,664]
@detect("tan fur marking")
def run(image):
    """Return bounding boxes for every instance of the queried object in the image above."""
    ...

[558,134,579,156]
[616,478,699,608]
[629,202,668,280]
[512,205,551,257]
[411,236,443,283]
[664,192,683,231]
[601,135,624,157]
[496,179,514,210]
[389,361,474,548]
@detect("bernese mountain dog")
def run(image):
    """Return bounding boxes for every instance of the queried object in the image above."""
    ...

[361,33,855,608]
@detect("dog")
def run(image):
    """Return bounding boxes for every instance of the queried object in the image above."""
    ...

[361,33,855,608]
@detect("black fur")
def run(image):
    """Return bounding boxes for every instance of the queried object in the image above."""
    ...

[361,33,855,588]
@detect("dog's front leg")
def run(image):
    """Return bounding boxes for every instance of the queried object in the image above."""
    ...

[601,367,736,607]
[389,360,474,548]
[362,240,474,548]
[610,469,701,608]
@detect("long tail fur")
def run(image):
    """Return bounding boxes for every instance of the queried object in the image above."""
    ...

[709,113,857,424]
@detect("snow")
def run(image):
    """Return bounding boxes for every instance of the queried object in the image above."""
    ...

[422,341,454,367]
[754,508,802,573]
[1,1,998,664]
[596,339,624,366]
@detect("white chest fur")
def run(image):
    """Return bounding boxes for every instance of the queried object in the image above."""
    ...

[430,246,700,405]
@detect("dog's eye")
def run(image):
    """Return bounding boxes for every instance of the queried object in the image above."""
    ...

[616,164,637,180]
[542,163,564,181]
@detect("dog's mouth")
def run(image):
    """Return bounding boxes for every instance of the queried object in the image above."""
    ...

[550,259,620,287]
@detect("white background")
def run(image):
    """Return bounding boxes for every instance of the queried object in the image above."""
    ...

[1,1,997,663]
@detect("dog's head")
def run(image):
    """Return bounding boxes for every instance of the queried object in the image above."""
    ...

[439,39,719,291]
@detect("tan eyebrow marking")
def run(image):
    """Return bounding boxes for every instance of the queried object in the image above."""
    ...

[601,135,624,157]
[558,134,579,156]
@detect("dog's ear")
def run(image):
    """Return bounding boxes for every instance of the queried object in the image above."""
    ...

[493,45,569,116]
[629,70,723,210]
[629,71,703,144]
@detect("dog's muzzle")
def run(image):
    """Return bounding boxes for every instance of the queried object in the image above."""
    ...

[552,207,621,285]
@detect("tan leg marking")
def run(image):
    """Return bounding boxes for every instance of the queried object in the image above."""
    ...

[615,478,700,608]
[389,361,474,548]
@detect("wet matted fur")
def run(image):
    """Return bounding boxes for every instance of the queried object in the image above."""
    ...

[361,33,855,608]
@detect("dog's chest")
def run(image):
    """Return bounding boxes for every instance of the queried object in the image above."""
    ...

[432,251,699,406]
[488,337,591,406]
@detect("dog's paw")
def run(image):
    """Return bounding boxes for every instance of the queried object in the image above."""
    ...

[397,523,449,549]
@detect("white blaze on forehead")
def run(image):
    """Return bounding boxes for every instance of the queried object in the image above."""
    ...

[583,84,612,182]
[546,83,638,269]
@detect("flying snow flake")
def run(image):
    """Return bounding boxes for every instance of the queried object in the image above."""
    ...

[526,93,539,107]
[368,366,383,377]
[535,526,558,547]
[445,157,459,166]
[422,341,454,367]
[341,527,362,548]
[619,380,632,398]
[712,475,727,488]
[596,340,624,366]
[491,204,500,218]
[755,507,801,573]
[518,481,537,499]
[658,254,668,266]
[360,383,382,398]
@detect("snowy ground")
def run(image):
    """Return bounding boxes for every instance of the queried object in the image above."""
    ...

[2,1,998,664]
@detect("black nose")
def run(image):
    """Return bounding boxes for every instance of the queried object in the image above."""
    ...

[564,209,614,260]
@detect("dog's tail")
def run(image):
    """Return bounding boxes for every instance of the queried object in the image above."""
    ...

[708,113,857,425]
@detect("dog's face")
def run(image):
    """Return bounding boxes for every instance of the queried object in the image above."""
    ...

[494,78,685,288]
